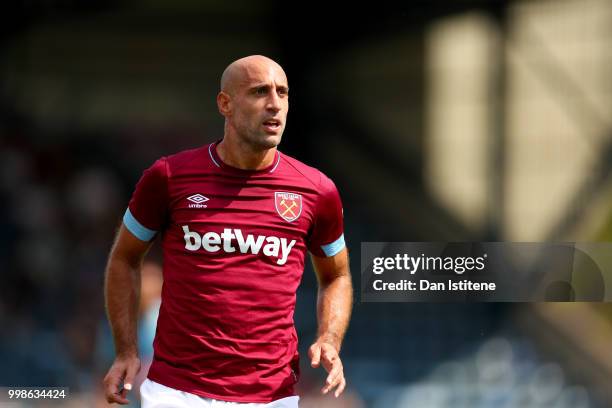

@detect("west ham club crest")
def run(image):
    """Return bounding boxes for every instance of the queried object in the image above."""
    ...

[275,192,302,222]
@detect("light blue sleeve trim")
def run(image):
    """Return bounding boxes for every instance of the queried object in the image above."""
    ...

[123,208,156,241]
[321,234,345,257]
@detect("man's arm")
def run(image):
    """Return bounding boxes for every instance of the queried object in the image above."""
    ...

[103,224,152,405]
[309,247,353,398]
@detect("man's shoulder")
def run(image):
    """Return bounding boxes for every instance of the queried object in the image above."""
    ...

[280,151,326,185]
[158,145,211,176]
[165,145,207,165]
[280,151,336,191]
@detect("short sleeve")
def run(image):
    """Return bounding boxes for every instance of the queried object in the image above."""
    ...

[122,158,169,241]
[307,174,345,257]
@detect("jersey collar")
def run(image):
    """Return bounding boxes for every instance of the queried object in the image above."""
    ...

[208,141,281,175]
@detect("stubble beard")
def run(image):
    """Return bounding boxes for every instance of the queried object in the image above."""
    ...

[239,125,284,152]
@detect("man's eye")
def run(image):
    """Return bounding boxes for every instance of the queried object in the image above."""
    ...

[278,89,288,97]
[256,87,268,95]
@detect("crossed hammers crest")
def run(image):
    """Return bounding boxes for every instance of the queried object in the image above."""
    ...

[279,198,298,218]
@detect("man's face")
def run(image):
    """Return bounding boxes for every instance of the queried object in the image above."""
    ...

[226,63,289,150]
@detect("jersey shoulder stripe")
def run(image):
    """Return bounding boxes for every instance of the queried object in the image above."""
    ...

[321,233,345,256]
[123,208,157,241]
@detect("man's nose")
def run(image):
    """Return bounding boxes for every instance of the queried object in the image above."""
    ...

[266,92,282,112]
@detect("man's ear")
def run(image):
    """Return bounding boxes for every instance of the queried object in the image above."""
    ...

[217,91,232,116]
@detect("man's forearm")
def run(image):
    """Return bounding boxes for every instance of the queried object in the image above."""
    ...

[316,274,353,352]
[105,257,141,357]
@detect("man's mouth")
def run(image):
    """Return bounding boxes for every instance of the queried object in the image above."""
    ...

[263,119,282,131]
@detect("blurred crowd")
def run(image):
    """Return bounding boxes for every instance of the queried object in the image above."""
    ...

[0,125,125,392]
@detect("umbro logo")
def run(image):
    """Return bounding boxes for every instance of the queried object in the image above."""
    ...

[187,194,209,208]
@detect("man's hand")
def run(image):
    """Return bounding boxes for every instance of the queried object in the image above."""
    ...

[309,340,346,398]
[103,354,141,405]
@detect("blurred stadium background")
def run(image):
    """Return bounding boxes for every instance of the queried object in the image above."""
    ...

[1,0,612,406]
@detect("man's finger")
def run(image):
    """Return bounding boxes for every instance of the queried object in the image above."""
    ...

[322,369,342,395]
[334,377,347,398]
[309,344,321,367]
[119,384,130,401]
[108,391,130,405]
[105,376,129,405]
[322,361,342,394]
[325,361,342,386]
[121,361,140,399]
[320,347,338,370]
[103,369,120,402]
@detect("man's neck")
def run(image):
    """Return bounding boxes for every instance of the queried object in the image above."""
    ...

[216,137,276,170]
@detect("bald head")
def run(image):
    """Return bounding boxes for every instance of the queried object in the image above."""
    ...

[216,55,289,153]
[220,55,287,96]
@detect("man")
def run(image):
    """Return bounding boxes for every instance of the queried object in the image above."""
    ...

[103,55,353,407]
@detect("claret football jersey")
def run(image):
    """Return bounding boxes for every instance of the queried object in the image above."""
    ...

[122,141,345,402]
